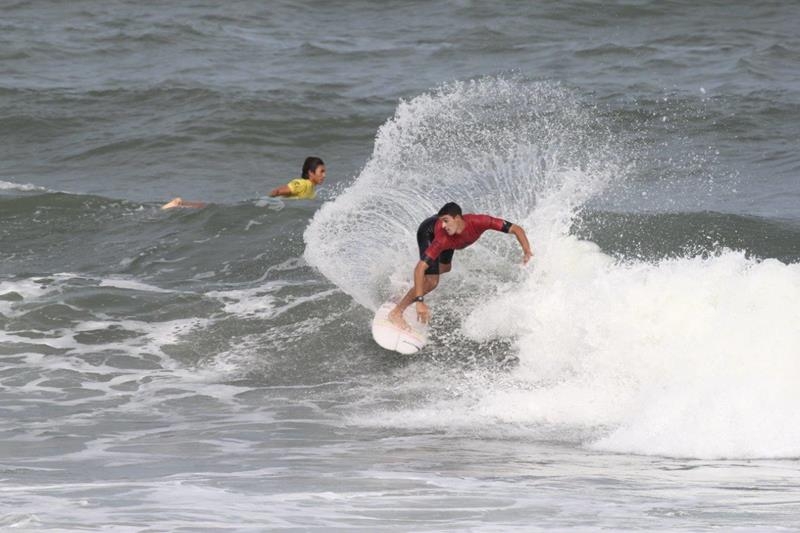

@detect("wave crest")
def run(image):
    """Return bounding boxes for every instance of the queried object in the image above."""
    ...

[304,76,624,308]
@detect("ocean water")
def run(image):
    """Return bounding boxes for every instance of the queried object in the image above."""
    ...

[1,1,799,531]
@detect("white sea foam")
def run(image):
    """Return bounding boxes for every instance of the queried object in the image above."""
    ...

[98,278,175,293]
[350,241,800,459]
[0,279,51,316]
[459,238,800,459]
[0,179,50,193]
[205,279,337,319]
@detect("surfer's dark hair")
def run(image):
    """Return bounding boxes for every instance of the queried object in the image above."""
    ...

[437,202,462,218]
[301,157,325,179]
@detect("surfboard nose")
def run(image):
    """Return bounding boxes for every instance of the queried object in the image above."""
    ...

[371,302,428,354]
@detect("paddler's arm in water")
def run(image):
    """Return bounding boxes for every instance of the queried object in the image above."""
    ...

[413,260,431,323]
[269,185,293,197]
[509,224,533,264]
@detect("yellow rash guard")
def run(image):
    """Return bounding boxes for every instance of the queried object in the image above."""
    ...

[286,178,316,199]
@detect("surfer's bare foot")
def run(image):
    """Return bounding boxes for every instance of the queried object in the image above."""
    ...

[388,307,411,331]
[161,197,183,210]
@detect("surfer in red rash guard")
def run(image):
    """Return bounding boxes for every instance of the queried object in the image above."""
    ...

[388,202,533,330]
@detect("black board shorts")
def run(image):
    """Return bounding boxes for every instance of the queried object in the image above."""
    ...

[417,216,454,275]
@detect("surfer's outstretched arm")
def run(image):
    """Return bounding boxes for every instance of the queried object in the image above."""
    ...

[269,185,293,197]
[509,224,533,264]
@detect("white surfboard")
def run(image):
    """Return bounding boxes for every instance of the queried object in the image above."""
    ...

[371,301,428,354]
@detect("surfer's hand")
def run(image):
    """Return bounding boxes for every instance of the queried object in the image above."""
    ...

[415,301,430,324]
[523,251,533,265]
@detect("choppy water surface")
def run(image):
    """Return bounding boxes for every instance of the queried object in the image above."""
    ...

[1,1,799,530]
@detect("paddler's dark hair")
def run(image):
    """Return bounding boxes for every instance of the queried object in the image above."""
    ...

[301,156,325,179]
[437,202,462,218]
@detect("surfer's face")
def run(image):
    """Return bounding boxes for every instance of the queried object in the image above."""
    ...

[440,215,460,235]
[308,165,326,184]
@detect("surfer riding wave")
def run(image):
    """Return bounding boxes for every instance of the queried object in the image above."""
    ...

[389,202,533,330]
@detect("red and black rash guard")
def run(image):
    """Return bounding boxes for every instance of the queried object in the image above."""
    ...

[423,214,512,265]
